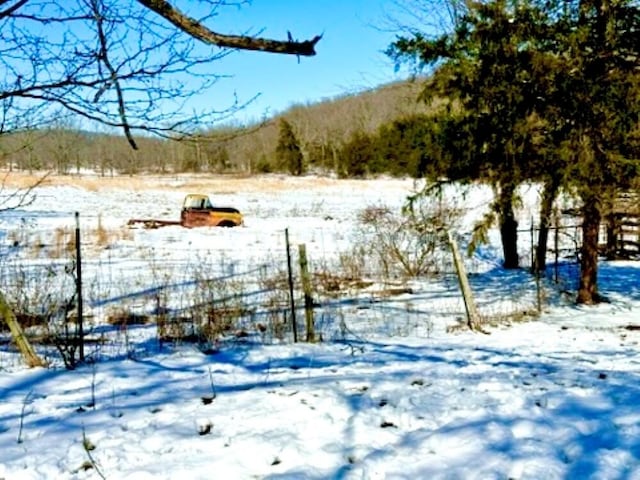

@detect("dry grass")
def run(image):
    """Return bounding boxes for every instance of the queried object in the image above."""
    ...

[88,222,133,249]
[6,230,22,247]
[106,310,151,326]
[45,222,132,257]
[0,171,53,189]
[29,234,46,257]
[95,215,109,246]
[0,170,403,194]
[53,227,75,257]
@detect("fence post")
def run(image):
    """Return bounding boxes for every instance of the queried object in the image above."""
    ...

[530,216,535,271]
[75,212,84,362]
[285,229,298,342]
[554,211,560,284]
[531,217,543,313]
[0,292,45,367]
[298,244,315,342]
[535,266,542,314]
[447,231,481,331]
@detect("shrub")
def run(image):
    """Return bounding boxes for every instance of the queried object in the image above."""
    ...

[349,184,463,278]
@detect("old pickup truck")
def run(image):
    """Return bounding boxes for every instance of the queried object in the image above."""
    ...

[127,194,243,228]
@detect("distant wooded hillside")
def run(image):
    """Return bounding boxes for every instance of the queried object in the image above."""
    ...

[0,80,428,177]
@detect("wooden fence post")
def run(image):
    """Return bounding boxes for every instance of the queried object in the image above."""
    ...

[530,217,543,313]
[554,212,560,284]
[0,292,45,368]
[298,244,315,342]
[447,231,481,331]
[530,217,535,271]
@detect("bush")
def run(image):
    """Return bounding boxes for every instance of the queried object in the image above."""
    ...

[349,184,463,278]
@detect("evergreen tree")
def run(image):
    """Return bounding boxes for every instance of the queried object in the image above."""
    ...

[373,112,478,179]
[275,119,305,176]
[376,115,434,177]
[338,131,375,178]
[389,0,548,268]
[556,0,639,303]
[389,0,639,301]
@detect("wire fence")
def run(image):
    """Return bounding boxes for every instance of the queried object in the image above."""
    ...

[518,220,583,293]
[0,212,582,368]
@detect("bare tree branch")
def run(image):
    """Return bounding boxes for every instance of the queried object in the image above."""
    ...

[0,0,322,146]
[136,0,322,56]
[90,0,138,148]
[0,0,29,19]
[0,169,49,211]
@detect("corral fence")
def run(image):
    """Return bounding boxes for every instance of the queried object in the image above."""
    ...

[520,217,582,289]
[520,206,640,301]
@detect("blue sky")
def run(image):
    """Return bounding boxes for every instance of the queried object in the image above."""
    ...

[201,0,408,124]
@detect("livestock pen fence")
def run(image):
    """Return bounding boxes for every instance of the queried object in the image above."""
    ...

[520,206,640,299]
[0,213,562,368]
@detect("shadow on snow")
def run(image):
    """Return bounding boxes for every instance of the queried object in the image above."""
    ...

[2,335,638,478]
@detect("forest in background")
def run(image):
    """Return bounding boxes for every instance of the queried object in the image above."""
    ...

[0,80,429,177]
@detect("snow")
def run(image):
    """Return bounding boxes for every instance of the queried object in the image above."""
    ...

[0,174,639,479]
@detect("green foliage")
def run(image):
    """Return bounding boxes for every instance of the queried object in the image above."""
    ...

[550,1,640,193]
[338,131,375,178]
[389,0,640,298]
[467,210,496,257]
[275,118,305,176]
[334,111,486,180]
[388,1,550,268]
[386,0,625,188]
[375,115,432,177]
[254,154,274,173]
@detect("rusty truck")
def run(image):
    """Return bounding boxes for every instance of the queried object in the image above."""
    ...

[127,194,243,229]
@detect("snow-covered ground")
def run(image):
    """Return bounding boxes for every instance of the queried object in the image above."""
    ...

[0,174,639,479]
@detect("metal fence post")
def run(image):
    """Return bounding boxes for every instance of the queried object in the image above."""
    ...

[75,212,84,362]
[285,229,298,342]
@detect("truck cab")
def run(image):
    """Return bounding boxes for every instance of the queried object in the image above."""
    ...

[181,194,243,227]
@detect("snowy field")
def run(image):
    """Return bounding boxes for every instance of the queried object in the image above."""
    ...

[0,173,639,479]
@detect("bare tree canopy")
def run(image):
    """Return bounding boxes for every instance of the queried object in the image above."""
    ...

[0,0,322,147]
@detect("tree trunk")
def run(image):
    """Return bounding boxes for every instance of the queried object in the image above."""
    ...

[498,182,519,269]
[534,176,560,272]
[577,195,602,304]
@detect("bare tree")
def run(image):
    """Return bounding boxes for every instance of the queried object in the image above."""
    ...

[382,0,469,47]
[0,0,322,367]
[0,0,322,147]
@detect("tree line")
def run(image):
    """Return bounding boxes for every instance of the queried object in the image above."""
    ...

[0,80,427,175]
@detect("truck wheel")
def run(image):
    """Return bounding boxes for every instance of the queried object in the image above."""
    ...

[218,220,236,228]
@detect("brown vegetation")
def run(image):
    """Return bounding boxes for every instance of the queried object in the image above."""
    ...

[0,80,427,177]
[0,170,405,194]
